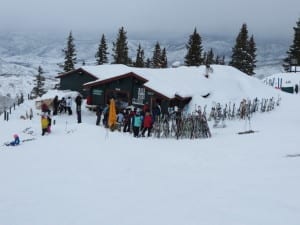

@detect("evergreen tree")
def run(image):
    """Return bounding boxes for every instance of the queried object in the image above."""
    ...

[134,44,145,68]
[202,52,207,65]
[205,48,215,65]
[283,18,300,72]
[247,35,257,75]
[184,28,203,66]
[31,66,46,98]
[215,55,220,64]
[95,34,109,65]
[220,56,226,65]
[229,23,254,75]
[112,27,130,65]
[152,42,162,68]
[62,31,77,72]
[161,47,168,68]
[145,58,151,68]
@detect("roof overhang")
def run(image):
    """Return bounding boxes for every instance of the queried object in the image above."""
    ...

[55,68,99,80]
[83,72,148,88]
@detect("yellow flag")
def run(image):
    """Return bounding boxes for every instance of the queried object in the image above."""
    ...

[108,98,117,129]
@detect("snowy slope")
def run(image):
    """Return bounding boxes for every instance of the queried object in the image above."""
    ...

[263,72,300,88]
[0,66,299,225]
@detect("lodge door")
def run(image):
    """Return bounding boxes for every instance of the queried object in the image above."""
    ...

[105,90,130,110]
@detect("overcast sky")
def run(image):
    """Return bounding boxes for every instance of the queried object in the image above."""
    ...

[0,0,299,39]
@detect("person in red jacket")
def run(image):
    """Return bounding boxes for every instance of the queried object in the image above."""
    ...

[141,111,153,137]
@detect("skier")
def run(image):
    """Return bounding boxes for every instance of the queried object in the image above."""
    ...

[116,110,124,131]
[5,134,20,146]
[123,109,131,132]
[102,104,109,128]
[66,96,73,115]
[41,114,49,136]
[47,112,52,133]
[75,94,82,123]
[41,101,50,114]
[95,105,103,126]
[52,95,59,115]
[132,109,143,137]
[141,111,153,137]
[58,97,67,113]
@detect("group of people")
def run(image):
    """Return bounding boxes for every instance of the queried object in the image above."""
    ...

[52,96,74,116]
[96,102,161,138]
[40,94,83,136]
[41,94,163,138]
[53,94,82,120]
[131,109,153,138]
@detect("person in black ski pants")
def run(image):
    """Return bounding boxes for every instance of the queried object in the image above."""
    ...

[75,94,82,123]
[96,105,103,126]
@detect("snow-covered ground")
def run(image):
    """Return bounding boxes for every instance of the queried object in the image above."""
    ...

[264,72,300,89]
[0,67,299,225]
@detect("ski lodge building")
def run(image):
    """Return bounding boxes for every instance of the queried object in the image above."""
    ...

[55,64,213,113]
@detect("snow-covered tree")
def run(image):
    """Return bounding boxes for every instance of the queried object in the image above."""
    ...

[204,48,215,65]
[145,58,151,68]
[184,28,203,66]
[112,27,131,65]
[161,48,168,68]
[61,31,77,72]
[95,34,109,65]
[283,18,300,72]
[229,23,256,75]
[152,42,162,68]
[247,35,257,75]
[134,44,145,68]
[31,66,46,98]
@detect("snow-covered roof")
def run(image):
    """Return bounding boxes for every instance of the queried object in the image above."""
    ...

[82,64,278,103]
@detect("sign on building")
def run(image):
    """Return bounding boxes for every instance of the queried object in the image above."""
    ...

[132,88,145,105]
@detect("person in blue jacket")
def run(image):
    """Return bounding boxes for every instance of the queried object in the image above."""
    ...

[132,110,143,137]
[5,134,20,146]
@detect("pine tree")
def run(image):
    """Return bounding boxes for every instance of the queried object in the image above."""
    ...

[152,42,162,68]
[184,28,203,66]
[134,44,145,68]
[31,66,46,98]
[161,48,168,68]
[202,52,207,65]
[215,55,226,65]
[215,55,220,64]
[205,48,215,65]
[62,31,77,72]
[145,58,151,68]
[112,27,130,65]
[220,56,226,65]
[283,18,300,72]
[247,35,257,75]
[229,23,254,75]
[95,34,109,65]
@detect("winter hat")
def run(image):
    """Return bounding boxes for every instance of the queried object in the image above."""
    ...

[13,134,18,139]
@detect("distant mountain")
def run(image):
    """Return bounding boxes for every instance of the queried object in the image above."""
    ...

[0,32,289,78]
